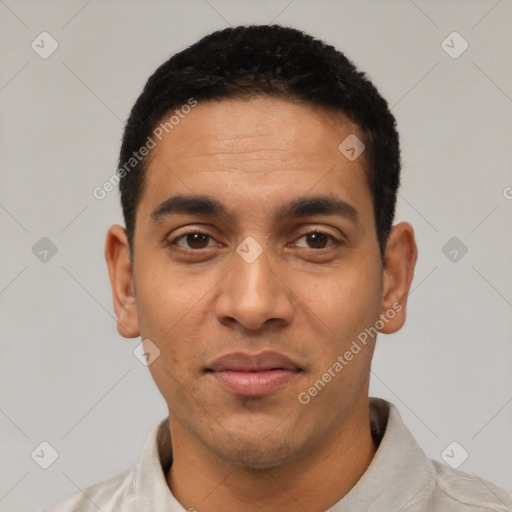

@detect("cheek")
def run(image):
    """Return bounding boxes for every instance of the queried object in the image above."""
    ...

[295,268,380,410]
[295,261,382,344]
[133,261,213,389]
[134,253,213,336]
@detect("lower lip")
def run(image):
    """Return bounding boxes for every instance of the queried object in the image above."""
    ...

[210,369,298,397]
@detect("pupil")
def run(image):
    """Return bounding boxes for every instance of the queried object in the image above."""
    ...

[188,233,208,248]
[307,233,327,248]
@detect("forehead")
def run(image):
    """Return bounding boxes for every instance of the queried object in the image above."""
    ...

[138,96,373,226]
[149,96,364,164]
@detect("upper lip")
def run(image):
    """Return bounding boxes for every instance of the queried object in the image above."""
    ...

[208,351,301,372]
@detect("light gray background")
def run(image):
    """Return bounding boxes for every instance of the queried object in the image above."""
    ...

[1,1,511,511]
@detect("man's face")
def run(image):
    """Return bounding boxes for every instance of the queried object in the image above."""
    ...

[130,96,385,467]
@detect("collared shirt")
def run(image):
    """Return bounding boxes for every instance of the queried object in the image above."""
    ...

[43,397,512,511]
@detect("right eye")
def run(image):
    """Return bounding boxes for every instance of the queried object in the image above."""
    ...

[169,231,217,250]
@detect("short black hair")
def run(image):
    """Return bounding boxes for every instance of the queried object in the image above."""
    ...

[119,24,400,258]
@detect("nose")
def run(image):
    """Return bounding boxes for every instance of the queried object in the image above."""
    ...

[214,245,295,332]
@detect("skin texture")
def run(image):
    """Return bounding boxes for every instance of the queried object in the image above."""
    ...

[105,96,417,511]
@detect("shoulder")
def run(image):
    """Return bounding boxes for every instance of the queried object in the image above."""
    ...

[41,468,136,512]
[424,460,512,511]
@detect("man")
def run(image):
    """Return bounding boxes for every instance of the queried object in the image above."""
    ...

[45,24,511,511]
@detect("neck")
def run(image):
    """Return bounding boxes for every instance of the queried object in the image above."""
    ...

[166,395,376,512]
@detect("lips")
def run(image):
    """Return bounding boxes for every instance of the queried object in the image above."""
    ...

[207,351,302,397]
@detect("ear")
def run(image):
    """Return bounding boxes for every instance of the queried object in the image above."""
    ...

[379,222,418,334]
[105,225,140,338]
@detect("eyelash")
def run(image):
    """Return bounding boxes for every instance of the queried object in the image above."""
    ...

[168,229,342,252]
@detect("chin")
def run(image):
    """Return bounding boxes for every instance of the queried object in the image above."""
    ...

[218,440,298,470]
[204,425,310,470]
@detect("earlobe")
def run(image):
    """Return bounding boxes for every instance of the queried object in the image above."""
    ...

[379,222,418,335]
[105,225,141,338]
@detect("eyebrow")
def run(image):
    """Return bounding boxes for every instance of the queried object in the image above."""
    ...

[150,194,359,224]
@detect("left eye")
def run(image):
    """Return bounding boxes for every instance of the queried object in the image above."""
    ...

[173,232,216,249]
[294,231,338,249]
